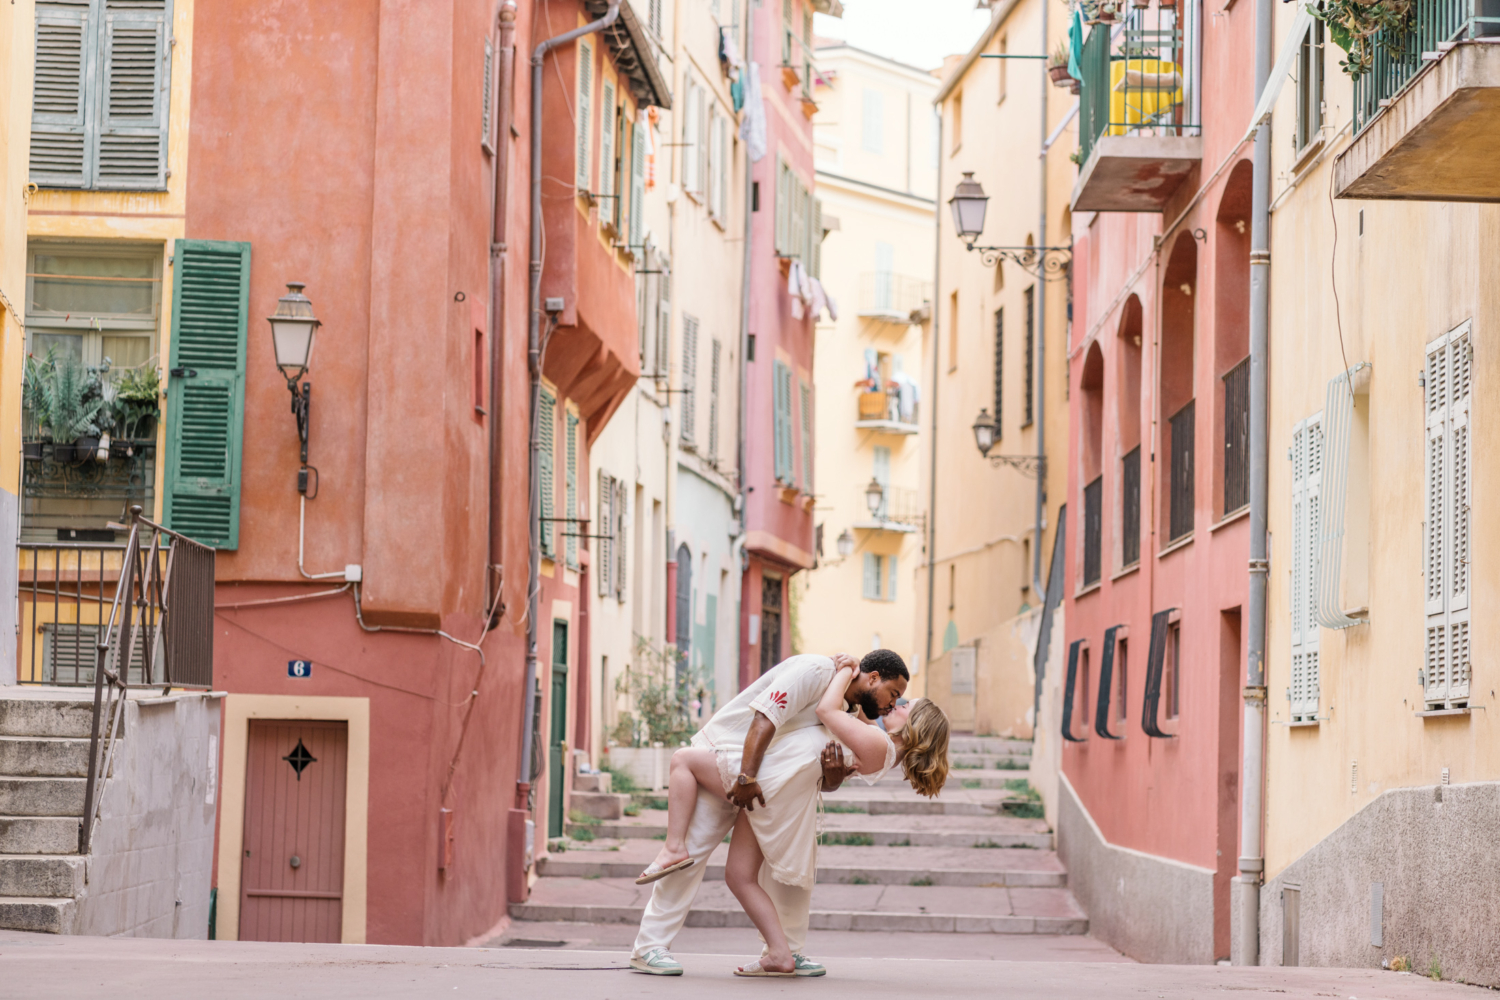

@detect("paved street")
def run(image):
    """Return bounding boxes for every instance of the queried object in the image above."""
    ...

[0,930,1482,999]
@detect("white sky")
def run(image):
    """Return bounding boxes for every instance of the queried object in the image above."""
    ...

[813,0,993,74]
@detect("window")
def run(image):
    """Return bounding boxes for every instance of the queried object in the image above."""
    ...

[874,242,894,312]
[947,291,958,373]
[1289,413,1322,722]
[1122,446,1141,566]
[683,80,701,197]
[1295,21,1324,153]
[773,360,793,482]
[1114,637,1128,728]
[708,109,728,222]
[931,107,941,168]
[26,242,160,367]
[681,314,699,444]
[539,389,556,559]
[861,88,884,154]
[482,37,495,153]
[774,159,813,262]
[1423,324,1472,709]
[873,446,890,518]
[29,0,174,190]
[576,40,593,191]
[613,477,628,602]
[1165,623,1180,719]
[992,308,1004,438]
[1023,286,1035,425]
[655,267,670,377]
[1223,358,1250,515]
[708,339,722,462]
[809,199,823,279]
[950,90,963,154]
[1169,400,1195,542]
[650,0,663,36]
[799,378,813,490]
[997,35,1008,104]
[760,574,783,674]
[862,553,899,602]
[599,82,617,227]
[1083,476,1102,587]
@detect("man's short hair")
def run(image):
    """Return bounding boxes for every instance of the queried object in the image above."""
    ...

[860,648,909,682]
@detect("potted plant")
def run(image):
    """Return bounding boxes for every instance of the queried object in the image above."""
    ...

[21,350,54,461]
[1311,0,1413,78]
[41,356,105,464]
[114,363,161,446]
[1048,42,1074,88]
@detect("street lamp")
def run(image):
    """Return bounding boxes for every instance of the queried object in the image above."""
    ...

[836,529,854,560]
[972,408,997,458]
[267,282,321,493]
[864,477,885,518]
[948,172,989,243]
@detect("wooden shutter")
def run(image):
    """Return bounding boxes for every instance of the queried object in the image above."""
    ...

[565,411,579,568]
[698,90,711,204]
[681,315,698,442]
[1424,324,1473,707]
[576,40,592,191]
[597,471,613,596]
[1448,328,1471,702]
[539,390,555,559]
[887,554,898,602]
[810,199,823,279]
[482,37,495,152]
[29,3,92,187]
[1289,415,1321,721]
[773,360,791,481]
[164,239,249,549]
[97,0,170,188]
[799,378,812,490]
[862,553,878,600]
[613,478,627,602]
[630,117,646,248]
[682,81,699,195]
[774,160,789,254]
[708,339,721,461]
[599,82,615,204]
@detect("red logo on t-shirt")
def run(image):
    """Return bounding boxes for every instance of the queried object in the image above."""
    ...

[767,690,789,710]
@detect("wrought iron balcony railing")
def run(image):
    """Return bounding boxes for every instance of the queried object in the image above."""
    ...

[1352,0,1500,134]
[857,272,933,324]
[1077,7,1200,166]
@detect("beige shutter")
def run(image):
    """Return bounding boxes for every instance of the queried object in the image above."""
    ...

[1424,323,1473,707]
[680,315,698,443]
[29,4,91,187]
[97,0,171,188]
[1289,415,1322,722]
[1448,327,1471,701]
[597,471,613,596]
[576,40,592,191]
[613,479,628,602]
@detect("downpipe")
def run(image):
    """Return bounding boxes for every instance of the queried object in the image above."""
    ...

[1236,0,1275,965]
[518,0,621,866]
[489,0,517,613]
[1032,0,1050,598]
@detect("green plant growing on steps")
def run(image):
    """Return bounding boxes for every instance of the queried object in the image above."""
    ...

[994,758,1025,770]
[598,761,639,794]
[612,635,699,747]
[889,838,910,847]
[962,779,982,789]
[909,876,934,887]
[821,802,867,813]
[846,875,871,885]
[623,804,641,817]
[570,826,595,842]
[819,832,874,847]
[1428,957,1442,981]
[953,760,982,770]
[568,810,601,826]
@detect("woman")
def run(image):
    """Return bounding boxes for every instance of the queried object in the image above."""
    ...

[638,666,950,976]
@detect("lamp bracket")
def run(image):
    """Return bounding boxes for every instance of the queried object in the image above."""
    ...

[986,453,1046,478]
[963,243,1073,281]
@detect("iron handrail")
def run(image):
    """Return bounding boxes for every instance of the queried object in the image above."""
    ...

[1077,9,1201,166]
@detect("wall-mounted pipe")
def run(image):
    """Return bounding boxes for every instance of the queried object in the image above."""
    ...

[489,0,517,617]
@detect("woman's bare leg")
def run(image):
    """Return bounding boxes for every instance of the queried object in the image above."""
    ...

[647,747,724,870]
[723,809,795,973]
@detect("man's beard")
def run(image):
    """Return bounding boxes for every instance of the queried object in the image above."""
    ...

[858,687,887,718]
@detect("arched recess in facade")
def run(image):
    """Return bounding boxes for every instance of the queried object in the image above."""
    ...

[1080,341,1106,588]
[1159,233,1198,545]
[1213,159,1254,520]
[1116,295,1145,570]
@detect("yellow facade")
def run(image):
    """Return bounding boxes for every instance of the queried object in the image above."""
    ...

[1,1,37,507]
[800,44,936,672]
[1263,0,1500,918]
[921,0,1072,764]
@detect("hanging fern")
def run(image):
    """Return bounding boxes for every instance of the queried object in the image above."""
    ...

[1309,0,1416,79]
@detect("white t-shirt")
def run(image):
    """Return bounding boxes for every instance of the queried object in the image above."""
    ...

[694,653,846,753]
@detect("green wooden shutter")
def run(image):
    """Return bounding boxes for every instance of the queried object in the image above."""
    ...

[96,0,170,188]
[799,378,812,490]
[539,389,556,558]
[565,410,579,569]
[29,3,92,187]
[164,239,249,549]
[630,118,646,248]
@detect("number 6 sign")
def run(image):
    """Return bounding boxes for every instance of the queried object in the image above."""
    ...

[288,660,312,678]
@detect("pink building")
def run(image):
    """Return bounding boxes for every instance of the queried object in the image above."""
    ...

[1058,0,1256,964]
[737,0,827,684]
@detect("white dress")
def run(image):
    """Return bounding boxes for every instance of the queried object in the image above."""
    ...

[697,723,898,889]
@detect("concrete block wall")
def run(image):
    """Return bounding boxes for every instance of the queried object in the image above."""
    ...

[75,693,222,938]
[1259,781,1500,987]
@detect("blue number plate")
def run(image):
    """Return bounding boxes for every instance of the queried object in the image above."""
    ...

[288,660,312,678]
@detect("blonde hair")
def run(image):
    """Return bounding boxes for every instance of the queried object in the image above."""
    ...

[898,699,950,798]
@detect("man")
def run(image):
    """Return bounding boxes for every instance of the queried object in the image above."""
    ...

[629,649,909,976]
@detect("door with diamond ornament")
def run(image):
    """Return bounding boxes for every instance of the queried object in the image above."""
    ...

[240,720,348,942]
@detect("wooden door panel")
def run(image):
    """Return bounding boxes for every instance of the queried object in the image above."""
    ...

[240,719,347,943]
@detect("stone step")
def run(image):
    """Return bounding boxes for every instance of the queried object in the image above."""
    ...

[511,877,1086,935]
[0,896,76,934]
[0,737,92,778]
[0,816,79,855]
[0,778,86,817]
[0,855,85,898]
[567,811,1054,850]
[951,754,1031,770]
[0,697,98,739]
[948,738,1033,756]
[886,770,1030,789]
[569,791,628,822]
[539,842,1066,888]
[820,787,1025,816]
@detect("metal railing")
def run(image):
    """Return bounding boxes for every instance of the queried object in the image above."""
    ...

[871,485,925,530]
[1168,401,1195,543]
[34,507,217,853]
[857,272,933,322]
[1077,6,1200,166]
[1083,476,1103,587]
[1352,0,1500,133]
[855,386,919,428]
[1223,359,1250,516]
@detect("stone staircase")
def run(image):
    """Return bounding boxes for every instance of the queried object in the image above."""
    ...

[0,692,98,933]
[512,736,1089,937]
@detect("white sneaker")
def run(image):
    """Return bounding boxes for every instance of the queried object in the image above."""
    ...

[630,947,684,976]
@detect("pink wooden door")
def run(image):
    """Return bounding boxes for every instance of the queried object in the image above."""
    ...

[240,720,348,942]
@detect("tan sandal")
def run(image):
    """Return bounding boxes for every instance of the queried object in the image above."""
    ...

[634,858,694,885]
[734,960,797,977]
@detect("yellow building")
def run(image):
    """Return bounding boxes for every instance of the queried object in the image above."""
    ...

[922,0,1072,800]
[1258,6,1500,984]
[799,43,936,672]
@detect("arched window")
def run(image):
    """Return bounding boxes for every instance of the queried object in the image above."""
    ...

[1081,342,1105,587]
[1214,160,1253,517]
[1117,296,1144,567]
[1160,233,1198,544]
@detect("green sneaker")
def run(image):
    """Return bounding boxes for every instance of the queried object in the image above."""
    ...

[630,947,684,976]
[792,953,826,977]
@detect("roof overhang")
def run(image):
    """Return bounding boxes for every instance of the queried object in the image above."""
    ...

[585,0,673,110]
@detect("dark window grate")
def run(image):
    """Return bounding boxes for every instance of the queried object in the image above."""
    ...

[1023,287,1035,425]
[1223,358,1250,516]
[1122,446,1141,566]
[1169,401,1195,542]
[1083,476,1102,587]
[993,308,1004,437]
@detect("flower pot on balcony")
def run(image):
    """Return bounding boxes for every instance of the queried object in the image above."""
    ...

[52,442,76,464]
[76,436,99,462]
[22,441,42,461]
[1049,65,1074,88]
[858,391,887,419]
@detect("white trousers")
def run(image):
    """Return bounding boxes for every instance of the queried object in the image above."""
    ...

[630,791,813,959]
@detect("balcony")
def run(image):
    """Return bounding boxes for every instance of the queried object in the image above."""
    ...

[857,272,933,327]
[854,385,919,435]
[853,485,924,534]
[1072,8,1202,213]
[1334,3,1500,201]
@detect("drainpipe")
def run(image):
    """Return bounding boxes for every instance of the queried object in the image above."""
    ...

[1031,0,1049,598]
[923,111,942,678]
[489,0,517,613]
[736,10,754,690]
[1237,0,1274,966]
[520,0,622,811]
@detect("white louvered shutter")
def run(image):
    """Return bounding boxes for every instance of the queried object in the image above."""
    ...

[613,479,628,602]
[539,390,556,559]
[597,471,613,596]
[629,118,646,247]
[97,0,170,188]
[888,555,898,602]
[1289,416,1322,722]
[681,315,698,443]
[1425,324,1473,707]
[708,339,721,461]
[30,3,92,187]
[683,82,700,195]
[863,553,879,600]
[1424,334,1449,704]
[599,82,615,206]
[482,37,495,152]
[1448,328,1471,701]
